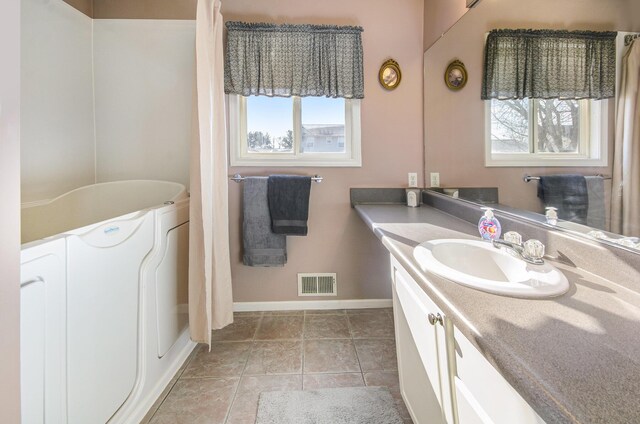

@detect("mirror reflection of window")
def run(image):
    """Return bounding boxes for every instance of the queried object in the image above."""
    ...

[489,98,590,156]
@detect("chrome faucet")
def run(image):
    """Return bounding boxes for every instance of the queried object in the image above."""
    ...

[492,233,545,265]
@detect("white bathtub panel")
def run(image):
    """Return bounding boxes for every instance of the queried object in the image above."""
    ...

[67,212,154,424]
[20,278,45,424]
[156,221,189,357]
[21,0,95,204]
[93,19,195,189]
[107,199,195,424]
[20,238,67,424]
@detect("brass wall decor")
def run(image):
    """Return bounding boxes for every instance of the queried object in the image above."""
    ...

[445,60,467,90]
[379,59,402,90]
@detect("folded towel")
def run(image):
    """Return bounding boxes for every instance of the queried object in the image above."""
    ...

[585,176,606,230]
[537,175,588,225]
[243,177,287,267]
[268,175,312,236]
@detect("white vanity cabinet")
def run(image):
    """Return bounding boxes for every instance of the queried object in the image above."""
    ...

[392,258,453,424]
[390,257,546,424]
[451,326,546,424]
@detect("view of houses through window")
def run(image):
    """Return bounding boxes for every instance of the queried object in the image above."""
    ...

[246,96,345,154]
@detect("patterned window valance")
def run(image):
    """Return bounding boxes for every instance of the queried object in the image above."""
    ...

[481,29,617,100]
[224,22,365,99]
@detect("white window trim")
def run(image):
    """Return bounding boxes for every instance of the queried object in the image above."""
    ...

[228,94,362,167]
[484,98,609,167]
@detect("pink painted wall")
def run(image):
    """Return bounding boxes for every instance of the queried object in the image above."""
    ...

[423,0,468,50]
[424,0,636,214]
[222,0,425,302]
[627,0,640,28]
[0,0,22,420]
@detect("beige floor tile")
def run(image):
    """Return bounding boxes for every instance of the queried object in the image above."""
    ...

[304,314,351,339]
[302,373,365,390]
[141,344,199,423]
[226,374,302,424]
[262,310,304,316]
[244,340,303,375]
[304,309,346,315]
[346,308,393,315]
[348,311,395,339]
[150,377,239,424]
[303,339,361,373]
[182,342,251,378]
[362,370,400,389]
[364,371,412,423]
[211,316,260,342]
[140,379,178,424]
[354,338,398,371]
[255,316,304,340]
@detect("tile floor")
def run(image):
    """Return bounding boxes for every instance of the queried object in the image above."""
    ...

[143,308,413,424]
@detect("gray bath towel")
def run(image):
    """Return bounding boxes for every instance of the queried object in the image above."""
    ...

[243,177,286,266]
[267,175,312,236]
[537,175,588,225]
[585,176,606,230]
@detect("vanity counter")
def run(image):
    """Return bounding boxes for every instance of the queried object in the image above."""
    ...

[355,204,640,424]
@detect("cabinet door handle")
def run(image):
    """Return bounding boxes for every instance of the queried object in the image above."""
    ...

[428,312,443,326]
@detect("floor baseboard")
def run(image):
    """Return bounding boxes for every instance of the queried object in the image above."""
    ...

[233,299,392,312]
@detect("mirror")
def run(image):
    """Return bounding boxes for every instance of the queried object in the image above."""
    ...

[423,0,640,251]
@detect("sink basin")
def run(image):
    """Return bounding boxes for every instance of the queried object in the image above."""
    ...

[413,239,569,298]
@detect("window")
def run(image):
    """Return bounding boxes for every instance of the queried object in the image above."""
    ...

[229,94,361,167]
[485,98,609,167]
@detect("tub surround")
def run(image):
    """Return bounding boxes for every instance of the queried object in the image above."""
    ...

[355,202,640,423]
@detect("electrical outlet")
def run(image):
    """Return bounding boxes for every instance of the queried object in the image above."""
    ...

[408,173,418,188]
[430,172,440,188]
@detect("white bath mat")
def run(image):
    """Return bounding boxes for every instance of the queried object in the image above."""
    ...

[255,386,404,424]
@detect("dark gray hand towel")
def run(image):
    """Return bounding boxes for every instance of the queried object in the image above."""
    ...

[585,176,606,230]
[537,175,588,225]
[243,177,287,266]
[267,175,312,236]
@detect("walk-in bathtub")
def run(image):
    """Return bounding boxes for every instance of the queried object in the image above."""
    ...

[20,180,196,424]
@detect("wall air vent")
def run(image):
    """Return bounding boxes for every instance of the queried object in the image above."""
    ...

[297,273,337,296]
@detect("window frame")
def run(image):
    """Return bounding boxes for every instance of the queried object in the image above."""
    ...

[228,94,362,167]
[484,98,610,167]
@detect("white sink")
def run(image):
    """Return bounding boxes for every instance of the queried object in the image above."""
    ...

[413,239,569,298]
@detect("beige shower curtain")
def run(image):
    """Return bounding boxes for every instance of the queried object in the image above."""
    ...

[189,0,233,346]
[612,39,640,237]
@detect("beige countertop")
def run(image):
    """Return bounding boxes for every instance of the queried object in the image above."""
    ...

[355,204,640,424]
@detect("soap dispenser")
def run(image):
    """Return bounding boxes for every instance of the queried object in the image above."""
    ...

[545,207,558,225]
[478,207,502,241]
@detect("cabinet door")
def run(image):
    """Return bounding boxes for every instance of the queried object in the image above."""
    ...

[393,262,453,424]
[454,377,494,424]
[452,327,546,424]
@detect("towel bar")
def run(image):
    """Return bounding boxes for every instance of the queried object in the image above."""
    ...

[230,173,323,183]
[523,174,611,183]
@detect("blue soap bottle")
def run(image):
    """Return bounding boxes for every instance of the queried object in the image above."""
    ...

[478,207,501,240]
